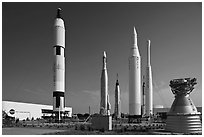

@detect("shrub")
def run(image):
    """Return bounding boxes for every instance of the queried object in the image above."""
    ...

[80,124,85,131]
[99,128,105,132]
[75,125,78,130]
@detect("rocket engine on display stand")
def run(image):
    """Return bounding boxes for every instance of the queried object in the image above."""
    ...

[165,78,202,134]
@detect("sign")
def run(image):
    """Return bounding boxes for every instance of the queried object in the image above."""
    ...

[9,109,15,115]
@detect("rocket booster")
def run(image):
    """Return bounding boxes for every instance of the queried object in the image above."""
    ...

[53,8,65,112]
[100,51,108,115]
[129,27,141,115]
[145,40,153,116]
[114,74,121,118]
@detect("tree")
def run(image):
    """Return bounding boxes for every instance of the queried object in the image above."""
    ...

[84,113,90,118]
[2,110,8,119]
[26,117,30,121]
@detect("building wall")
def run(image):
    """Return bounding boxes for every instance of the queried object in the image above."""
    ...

[2,101,72,120]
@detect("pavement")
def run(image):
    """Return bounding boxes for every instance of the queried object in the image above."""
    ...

[2,127,66,135]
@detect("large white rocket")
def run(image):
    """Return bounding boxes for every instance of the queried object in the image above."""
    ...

[145,40,153,116]
[53,8,65,112]
[129,27,141,115]
[100,51,111,115]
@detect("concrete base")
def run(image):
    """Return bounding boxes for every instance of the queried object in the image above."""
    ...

[91,115,112,131]
[128,115,142,123]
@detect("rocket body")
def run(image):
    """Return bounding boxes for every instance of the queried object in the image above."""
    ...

[145,40,153,116]
[142,80,146,116]
[100,51,108,115]
[114,75,121,118]
[53,8,65,112]
[129,27,141,115]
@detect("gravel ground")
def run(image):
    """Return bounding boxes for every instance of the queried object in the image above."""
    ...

[43,129,155,135]
[2,127,66,135]
[3,127,201,135]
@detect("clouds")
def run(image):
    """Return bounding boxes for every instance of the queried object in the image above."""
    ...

[81,90,100,97]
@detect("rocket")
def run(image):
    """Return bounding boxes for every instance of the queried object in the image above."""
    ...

[129,27,141,116]
[53,8,65,112]
[114,74,121,119]
[145,40,153,116]
[142,76,146,116]
[100,51,108,115]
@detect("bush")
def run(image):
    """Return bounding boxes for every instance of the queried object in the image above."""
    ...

[99,128,105,132]
[26,117,30,121]
[124,127,127,132]
[80,124,85,131]
[88,125,93,131]
[117,128,124,133]
[75,125,78,130]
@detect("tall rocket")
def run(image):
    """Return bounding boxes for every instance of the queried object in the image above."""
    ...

[145,40,153,116]
[100,51,108,115]
[114,74,121,119]
[129,27,141,116]
[53,8,65,112]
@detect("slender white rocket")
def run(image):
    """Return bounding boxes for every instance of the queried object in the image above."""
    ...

[53,8,65,112]
[145,40,153,116]
[100,51,108,115]
[129,27,141,115]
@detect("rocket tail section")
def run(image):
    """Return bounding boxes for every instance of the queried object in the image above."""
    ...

[145,66,153,116]
[107,94,111,115]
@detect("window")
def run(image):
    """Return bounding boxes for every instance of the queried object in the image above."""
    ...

[56,46,61,55]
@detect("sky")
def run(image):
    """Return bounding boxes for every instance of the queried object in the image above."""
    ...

[2,2,202,114]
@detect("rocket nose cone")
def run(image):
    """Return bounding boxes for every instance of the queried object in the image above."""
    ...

[148,40,151,46]
[103,51,106,58]
[133,26,137,35]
